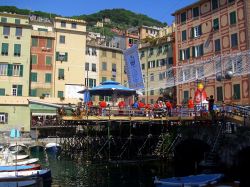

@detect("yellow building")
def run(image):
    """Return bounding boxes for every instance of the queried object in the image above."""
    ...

[0,12,31,96]
[53,17,87,98]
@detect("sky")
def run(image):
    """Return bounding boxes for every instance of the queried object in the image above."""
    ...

[0,0,198,24]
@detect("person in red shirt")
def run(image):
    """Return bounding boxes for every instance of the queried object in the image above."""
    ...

[99,100,107,116]
[165,100,172,116]
[118,100,125,109]
[138,100,145,109]
[188,97,194,116]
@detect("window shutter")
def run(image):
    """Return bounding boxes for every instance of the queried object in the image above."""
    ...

[65,53,68,61]
[199,25,202,35]
[20,65,23,77]
[200,44,204,55]
[7,64,13,76]
[192,46,195,57]
[5,113,8,123]
[56,52,59,61]
[191,28,194,39]
[186,48,190,59]
[17,85,22,96]
[179,50,182,60]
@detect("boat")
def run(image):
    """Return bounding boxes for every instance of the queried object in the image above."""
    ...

[12,155,29,161]
[8,143,28,154]
[45,143,61,154]
[0,169,51,182]
[0,158,39,166]
[0,164,41,172]
[29,145,44,152]
[0,179,38,187]
[154,173,224,187]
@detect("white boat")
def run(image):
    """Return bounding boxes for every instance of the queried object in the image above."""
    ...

[8,143,28,154]
[0,158,39,166]
[154,173,224,187]
[0,169,51,181]
[12,154,29,161]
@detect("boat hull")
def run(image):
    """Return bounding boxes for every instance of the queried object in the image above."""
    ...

[0,164,41,172]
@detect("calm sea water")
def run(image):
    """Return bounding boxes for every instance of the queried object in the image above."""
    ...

[30,151,175,187]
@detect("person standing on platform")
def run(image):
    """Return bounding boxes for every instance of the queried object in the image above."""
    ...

[207,95,215,122]
[188,97,194,116]
[118,100,126,115]
[99,99,107,116]
[166,100,172,117]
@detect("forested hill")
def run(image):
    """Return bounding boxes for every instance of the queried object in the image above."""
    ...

[0,6,166,28]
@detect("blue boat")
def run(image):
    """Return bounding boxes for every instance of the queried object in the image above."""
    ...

[154,173,223,187]
[45,143,61,154]
[0,179,38,187]
[0,164,41,172]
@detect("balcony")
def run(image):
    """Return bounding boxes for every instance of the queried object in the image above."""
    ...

[31,30,55,38]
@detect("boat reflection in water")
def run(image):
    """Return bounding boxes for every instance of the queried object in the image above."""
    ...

[45,143,61,154]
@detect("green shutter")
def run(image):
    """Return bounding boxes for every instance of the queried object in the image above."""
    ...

[56,52,59,61]
[14,44,21,55]
[31,72,37,82]
[0,88,5,96]
[30,89,37,97]
[65,52,68,61]
[17,85,22,96]
[179,50,182,60]
[192,46,195,57]
[233,84,240,99]
[186,48,190,59]
[19,65,23,77]
[47,39,52,48]
[45,73,52,83]
[2,43,8,54]
[191,28,194,39]
[230,11,236,25]
[31,55,37,64]
[7,64,13,76]
[32,38,38,47]
[200,44,204,55]
[46,56,52,65]
[57,91,64,98]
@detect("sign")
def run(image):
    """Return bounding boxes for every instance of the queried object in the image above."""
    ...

[123,45,144,90]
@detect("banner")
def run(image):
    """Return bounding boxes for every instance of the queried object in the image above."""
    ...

[123,45,144,90]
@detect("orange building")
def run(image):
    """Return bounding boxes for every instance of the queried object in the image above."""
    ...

[173,0,250,105]
[29,15,55,97]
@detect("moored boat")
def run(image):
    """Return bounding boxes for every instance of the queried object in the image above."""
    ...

[8,143,28,154]
[0,158,39,166]
[0,164,41,172]
[29,145,44,152]
[154,173,224,187]
[0,179,38,187]
[0,169,51,182]
[45,143,61,154]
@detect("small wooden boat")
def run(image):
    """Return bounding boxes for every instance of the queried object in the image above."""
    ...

[45,143,61,154]
[12,155,29,161]
[0,169,51,181]
[0,164,41,172]
[154,173,223,187]
[8,144,28,154]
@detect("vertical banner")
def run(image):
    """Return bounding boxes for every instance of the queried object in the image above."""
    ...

[123,45,144,90]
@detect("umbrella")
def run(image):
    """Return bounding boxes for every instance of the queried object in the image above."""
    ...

[78,81,136,97]
[83,90,90,103]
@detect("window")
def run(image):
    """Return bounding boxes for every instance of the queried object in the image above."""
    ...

[32,38,38,47]
[233,57,243,74]
[15,27,22,36]
[150,90,154,95]
[183,91,189,103]
[212,0,219,10]
[92,48,97,56]
[13,64,23,77]
[38,28,48,32]
[150,73,154,81]
[228,0,235,3]
[0,113,7,124]
[85,78,96,88]
[112,64,116,72]
[1,43,9,55]
[59,35,65,44]
[31,55,37,64]
[181,12,187,23]
[182,69,190,81]
[213,18,219,31]
[149,48,154,56]
[215,39,221,52]
[102,62,107,71]
[12,85,22,96]
[230,11,237,25]
[233,84,240,99]
[56,52,68,62]
[0,88,5,96]
[61,21,66,27]
[217,87,223,101]
[31,72,37,82]
[1,17,7,23]
[102,77,107,82]
[140,51,145,58]
[191,25,202,38]
[30,89,37,97]
[196,66,204,78]
[3,26,10,35]
[193,7,200,18]
[46,39,52,48]
[192,44,204,57]
[58,91,64,98]
[92,63,96,72]
[168,57,173,65]
[112,51,116,58]
[85,63,89,71]
[58,69,64,79]
[45,73,52,83]
[179,48,190,60]
[157,46,162,54]
[0,63,8,76]
[71,22,77,29]
[14,44,21,56]
[15,19,20,24]
[46,56,52,65]
[231,33,238,48]
[182,30,187,41]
